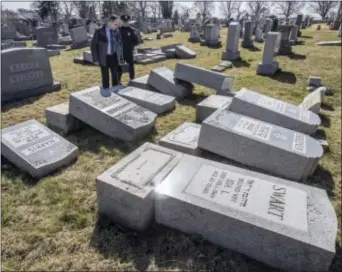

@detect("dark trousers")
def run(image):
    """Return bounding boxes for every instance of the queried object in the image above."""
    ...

[100,54,119,88]
[118,61,135,82]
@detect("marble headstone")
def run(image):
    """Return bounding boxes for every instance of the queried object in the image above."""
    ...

[196,95,233,123]
[257,32,281,76]
[188,24,201,43]
[289,26,298,44]
[254,27,263,42]
[1,120,78,178]
[222,22,241,61]
[242,21,254,48]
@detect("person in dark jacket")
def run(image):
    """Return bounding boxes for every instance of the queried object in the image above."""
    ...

[118,14,139,82]
[91,15,122,89]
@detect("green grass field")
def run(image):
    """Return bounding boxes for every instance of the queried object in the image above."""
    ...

[1,24,341,271]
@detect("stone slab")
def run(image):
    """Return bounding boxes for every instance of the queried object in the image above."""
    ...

[175,45,196,59]
[211,65,226,72]
[229,88,320,135]
[164,48,176,58]
[96,142,182,231]
[257,61,279,76]
[45,102,83,135]
[317,41,341,46]
[159,122,202,156]
[117,86,175,114]
[219,61,233,68]
[135,54,167,64]
[196,95,233,123]
[46,44,66,50]
[147,67,193,100]
[69,86,157,141]
[83,51,93,63]
[174,63,234,94]
[127,75,154,91]
[198,110,323,181]
[155,153,337,271]
[299,89,322,115]
[308,76,321,87]
[47,49,60,57]
[1,119,78,178]
[161,43,183,52]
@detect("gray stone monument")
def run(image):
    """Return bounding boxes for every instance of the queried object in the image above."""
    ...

[188,24,201,43]
[263,18,273,39]
[96,142,182,231]
[147,67,193,100]
[221,22,241,61]
[83,51,93,63]
[289,25,298,44]
[159,122,202,156]
[196,95,233,123]
[242,21,254,48]
[1,119,78,178]
[70,26,89,49]
[69,86,157,141]
[155,152,337,271]
[257,32,281,76]
[203,24,220,46]
[278,25,292,55]
[299,89,323,115]
[117,86,176,114]
[174,63,234,95]
[36,26,58,47]
[175,45,197,59]
[295,14,303,28]
[338,24,341,37]
[127,75,154,91]
[1,48,61,102]
[1,25,17,40]
[45,102,83,135]
[198,110,323,180]
[228,88,321,135]
[254,27,263,42]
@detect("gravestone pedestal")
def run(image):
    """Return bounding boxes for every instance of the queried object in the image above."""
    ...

[257,32,281,76]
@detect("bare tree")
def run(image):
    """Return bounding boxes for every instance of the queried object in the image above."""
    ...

[128,1,149,19]
[309,1,338,20]
[193,1,215,22]
[159,1,173,19]
[60,1,74,21]
[276,1,305,19]
[220,1,235,20]
[149,1,159,22]
[235,1,246,20]
[248,1,272,20]
[73,1,97,20]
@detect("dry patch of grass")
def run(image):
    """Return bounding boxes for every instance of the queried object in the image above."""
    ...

[1,24,341,271]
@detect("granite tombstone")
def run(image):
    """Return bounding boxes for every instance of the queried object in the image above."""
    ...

[257,32,281,76]
[221,22,241,61]
[196,94,233,123]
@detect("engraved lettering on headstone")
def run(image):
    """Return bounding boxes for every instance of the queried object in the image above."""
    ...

[169,125,200,144]
[292,133,307,153]
[232,117,272,141]
[267,185,287,220]
[257,96,286,113]
[21,137,60,156]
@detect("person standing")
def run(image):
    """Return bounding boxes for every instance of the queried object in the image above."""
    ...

[91,15,122,89]
[118,14,139,83]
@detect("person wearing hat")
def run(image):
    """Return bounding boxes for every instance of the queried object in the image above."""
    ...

[118,14,139,82]
[91,15,123,89]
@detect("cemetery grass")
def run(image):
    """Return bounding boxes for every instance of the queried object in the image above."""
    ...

[1,24,341,271]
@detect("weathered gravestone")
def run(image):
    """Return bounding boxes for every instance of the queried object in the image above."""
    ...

[338,24,341,37]
[257,32,281,76]
[117,86,175,114]
[1,120,79,178]
[263,18,273,39]
[69,86,157,141]
[175,45,197,59]
[198,110,323,180]
[96,142,182,231]
[308,76,322,87]
[147,67,193,100]
[188,24,201,43]
[299,89,323,114]
[70,26,89,49]
[278,25,293,54]
[296,14,303,28]
[254,28,264,43]
[155,152,337,271]
[289,25,299,44]
[1,48,61,102]
[229,88,320,135]
[174,63,234,96]
[242,21,254,48]
[196,94,233,123]
[1,25,17,40]
[203,24,220,46]
[36,27,60,48]
[45,102,83,135]
[221,22,241,61]
[159,122,202,156]
[127,75,154,91]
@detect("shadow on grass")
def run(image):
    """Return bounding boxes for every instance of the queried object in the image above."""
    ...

[306,165,336,198]
[288,52,306,60]
[89,215,275,272]
[319,113,331,128]
[321,102,334,111]
[301,35,313,39]
[267,70,297,84]
[331,243,342,272]
[313,129,327,140]
[232,58,251,68]
[1,93,52,112]
[244,45,261,52]
[178,93,208,107]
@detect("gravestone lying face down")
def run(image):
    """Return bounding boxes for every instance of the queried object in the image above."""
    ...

[159,122,202,156]
[96,142,183,231]
[1,48,61,102]
[155,150,337,272]
[198,110,323,181]
[196,94,233,123]
[229,88,320,135]
[69,86,157,141]
[1,120,79,178]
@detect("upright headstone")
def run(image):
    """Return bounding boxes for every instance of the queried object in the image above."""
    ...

[175,45,197,59]
[338,24,341,37]
[188,24,201,42]
[96,142,182,231]
[295,14,303,28]
[159,122,202,156]
[229,88,321,135]
[289,25,298,44]
[196,95,233,123]
[254,27,263,42]
[203,24,220,46]
[69,86,157,141]
[1,48,61,102]
[174,63,234,96]
[263,18,273,39]
[278,25,292,54]
[70,26,89,49]
[36,27,58,47]
[271,18,279,31]
[155,152,337,272]
[198,110,323,180]
[242,21,254,48]
[1,120,78,178]
[221,22,241,61]
[1,25,17,40]
[257,32,281,76]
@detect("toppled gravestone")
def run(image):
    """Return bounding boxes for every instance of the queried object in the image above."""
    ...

[117,86,175,114]
[229,88,320,135]
[175,45,196,59]
[159,122,202,156]
[198,110,323,181]
[1,119,78,178]
[299,88,323,114]
[196,94,233,123]
[69,86,157,141]
[155,151,337,272]
[127,75,154,91]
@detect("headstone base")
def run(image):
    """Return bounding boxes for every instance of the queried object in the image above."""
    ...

[242,39,254,48]
[221,50,240,61]
[257,62,279,76]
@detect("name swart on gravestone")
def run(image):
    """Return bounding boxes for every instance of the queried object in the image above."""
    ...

[222,22,241,61]
[36,27,58,47]
[117,86,176,114]
[196,94,233,123]
[198,110,323,180]
[155,154,337,272]
[229,88,320,135]
[159,122,202,155]
[1,120,78,178]
[69,86,157,141]
[257,32,281,76]
[1,48,61,102]
[96,143,182,230]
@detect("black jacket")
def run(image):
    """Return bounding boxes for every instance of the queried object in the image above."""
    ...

[91,25,109,66]
[119,26,139,62]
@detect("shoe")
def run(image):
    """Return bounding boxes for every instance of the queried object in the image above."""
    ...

[100,87,111,97]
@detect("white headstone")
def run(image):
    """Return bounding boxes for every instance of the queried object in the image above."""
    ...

[257,32,281,75]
